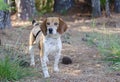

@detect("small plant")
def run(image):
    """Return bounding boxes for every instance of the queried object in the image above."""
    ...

[0,46,38,82]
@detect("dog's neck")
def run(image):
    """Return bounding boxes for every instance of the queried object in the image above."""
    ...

[45,34,61,39]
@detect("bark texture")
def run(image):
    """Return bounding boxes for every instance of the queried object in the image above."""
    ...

[54,0,74,14]
[105,0,110,17]
[114,0,120,13]
[0,0,11,29]
[15,0,36,20]
[91,0,101,17]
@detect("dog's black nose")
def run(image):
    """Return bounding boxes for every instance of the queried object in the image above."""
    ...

[48,28,53,34]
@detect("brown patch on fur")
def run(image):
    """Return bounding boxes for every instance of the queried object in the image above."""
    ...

[39,35,44,57]
[29,32,35,46]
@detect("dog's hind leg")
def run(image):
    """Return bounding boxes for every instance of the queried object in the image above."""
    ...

[29,32,35,66]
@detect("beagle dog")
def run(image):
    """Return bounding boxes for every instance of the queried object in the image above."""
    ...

[29,17,68,78]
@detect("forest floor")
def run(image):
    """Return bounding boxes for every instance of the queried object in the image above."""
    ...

[1,13,120,82]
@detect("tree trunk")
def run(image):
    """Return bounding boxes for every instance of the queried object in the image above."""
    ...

[105,0,110,17]
[0,39,1,45]
[114,0,120,13]
[15,0,36,20]
[91,0,101,17]
[0,0,11,45]
[0,0,11,29]
[54,0,74,14]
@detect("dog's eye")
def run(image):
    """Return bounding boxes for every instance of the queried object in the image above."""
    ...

[54,22,58,25]
[46,22,50,25]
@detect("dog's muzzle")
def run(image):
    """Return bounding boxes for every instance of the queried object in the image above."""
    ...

[48,28,53,34]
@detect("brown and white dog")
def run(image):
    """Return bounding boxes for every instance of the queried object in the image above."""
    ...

[29,17,68,78]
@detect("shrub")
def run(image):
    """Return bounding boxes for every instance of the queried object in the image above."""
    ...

[35,0,54,14]
[0,0,9,11]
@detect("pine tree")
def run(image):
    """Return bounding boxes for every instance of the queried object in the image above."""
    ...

[54,0,74,14]
[15,0,36,20]
[114,0,120,13]
[105,0,110,17]
[91,0,101,17]
[0,0,11,29]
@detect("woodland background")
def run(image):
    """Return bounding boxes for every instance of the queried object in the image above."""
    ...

[0,0,120,29]
[0,0,120,82]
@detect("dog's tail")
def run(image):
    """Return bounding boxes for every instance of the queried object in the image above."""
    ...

[31,20,41,45]
[32,20,40,27]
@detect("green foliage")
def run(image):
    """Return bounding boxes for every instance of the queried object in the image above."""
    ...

[35,0,54,14]
[85,31,120,70]
[10,0,17,13]
[0,0,9,11]
[100,0,114,9]
[0,46,37,81]
[100,0,106,7]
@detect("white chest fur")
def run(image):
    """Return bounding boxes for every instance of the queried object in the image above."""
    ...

[44,37,62,55]
[41,36,62,78]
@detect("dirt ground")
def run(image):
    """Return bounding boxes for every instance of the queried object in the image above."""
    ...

[1,13,120,82]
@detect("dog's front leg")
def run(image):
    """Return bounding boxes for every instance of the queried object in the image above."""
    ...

[54,51,61,72]
[29,46,35,66]
[41,54,50,78]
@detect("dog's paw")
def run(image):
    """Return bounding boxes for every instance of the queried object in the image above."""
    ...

[54,67,59,72]
[44,71,50,78]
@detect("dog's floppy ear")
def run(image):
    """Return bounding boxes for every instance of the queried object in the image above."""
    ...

[40,19,47,36]
[57,18,68,34]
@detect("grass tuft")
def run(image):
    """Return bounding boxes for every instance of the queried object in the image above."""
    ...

[0,46,38,82]
[85,31,120,70]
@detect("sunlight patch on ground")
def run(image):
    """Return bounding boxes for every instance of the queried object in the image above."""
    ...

[72,25,120,34]
[11,21,31,27]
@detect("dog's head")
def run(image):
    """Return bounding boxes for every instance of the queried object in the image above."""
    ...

[40,17,68,36]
